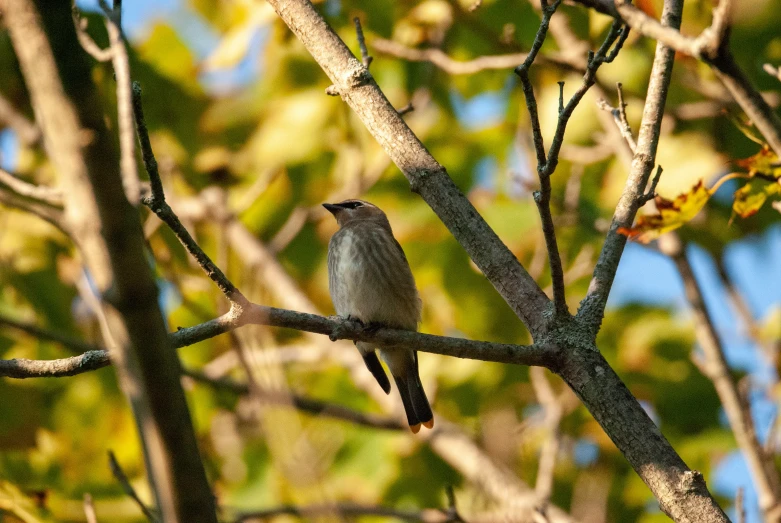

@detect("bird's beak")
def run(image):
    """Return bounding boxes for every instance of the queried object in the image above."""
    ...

[322,203,341,215]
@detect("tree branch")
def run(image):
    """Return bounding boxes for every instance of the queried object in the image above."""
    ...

[0,91,40,145]
[98,0,140,205]
[108,450,159,522]
[577,0,680,339]
[266,0,551,338]
[0,168,64,207]
[235,502,459,523]
[572,0,781,157]
[133,83,248,307]
[0,313,98,354]
[1,2,217,520]
[183,368,405,431]
[0,187,67,232]
[658,234,781,519]
[514,5,628,319]
[371,37,533,75]
[0,349,110,378]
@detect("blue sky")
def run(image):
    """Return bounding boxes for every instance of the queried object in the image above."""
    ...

[5,2,779,521]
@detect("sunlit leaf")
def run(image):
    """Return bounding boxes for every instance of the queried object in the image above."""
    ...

[732,178,781,218]
[735,144,781,180]
[618,180,711,243]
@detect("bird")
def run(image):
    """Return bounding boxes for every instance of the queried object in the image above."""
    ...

[323,199,434,433]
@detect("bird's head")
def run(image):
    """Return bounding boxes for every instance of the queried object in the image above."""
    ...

[323,199,387,227]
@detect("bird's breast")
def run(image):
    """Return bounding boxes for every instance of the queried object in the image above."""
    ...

[328,227,420,329]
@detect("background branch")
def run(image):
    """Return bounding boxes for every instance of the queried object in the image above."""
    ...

[1,2,218,520]
[573,0,781,157]
[658,234,781,520]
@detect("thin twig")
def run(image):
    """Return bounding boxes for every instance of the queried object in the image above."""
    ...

[596,83,637,151]
[0,91,40,144]
[99,0,140,206]
[397,102,415,116]
[575,0,781,157]
[353,17,373,68]
[132,83,247,305]
[372,38,533,75]
[0,168,64,207]
[735,487,745,523]
[514,0,562,167]
[513,0,568,317]
[107,451,160,522]
[640,165,663,203]
[235,502,458,522]
[0,313,99,354]
[71,6,113,62]
[764,64,781,82]
[83,494,98,523]
[183,367,404,430]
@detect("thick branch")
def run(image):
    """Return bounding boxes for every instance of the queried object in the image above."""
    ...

[171,304,559,367]
[1,2,217,521]
[266,0,551,338]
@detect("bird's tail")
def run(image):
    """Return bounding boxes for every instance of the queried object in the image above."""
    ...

[393,373,434,434]
[357,342,391,394]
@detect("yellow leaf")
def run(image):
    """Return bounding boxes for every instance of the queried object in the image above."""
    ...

[732,178,781,218]
[618,180,711,243]
[735,144,781,180]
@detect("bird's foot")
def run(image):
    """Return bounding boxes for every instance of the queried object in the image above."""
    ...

[329,315,364,341]
[362,321,384,335]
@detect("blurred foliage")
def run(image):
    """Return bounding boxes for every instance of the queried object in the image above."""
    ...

[1,0,780,521]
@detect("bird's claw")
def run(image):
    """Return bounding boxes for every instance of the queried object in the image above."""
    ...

[330,315,365,341]
[363,322,383,335]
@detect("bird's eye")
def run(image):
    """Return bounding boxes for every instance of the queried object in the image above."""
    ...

[341,201,363,209]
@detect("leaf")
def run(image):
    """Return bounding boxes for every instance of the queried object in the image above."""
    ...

[732,178,781,218]
[728,144,781,218]
[618,180,711,243]
[735,144,781,180]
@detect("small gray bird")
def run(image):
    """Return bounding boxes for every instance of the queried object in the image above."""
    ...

[324,199,433,433]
